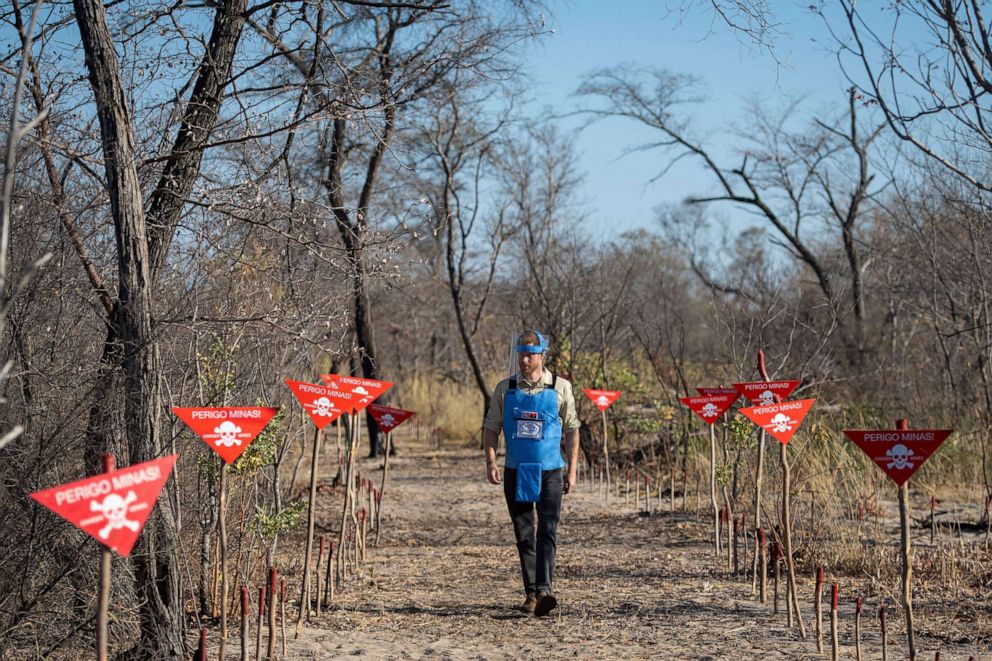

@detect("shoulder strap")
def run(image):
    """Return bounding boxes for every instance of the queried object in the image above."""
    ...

[546,373,557,389]
[508,377,517,392]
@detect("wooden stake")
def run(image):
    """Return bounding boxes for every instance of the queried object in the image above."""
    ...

[375,432,392,546]
[256,586,265,661]
[880,604,888,661]
[198,628,207,661]
[753,427,767,595]
[240,586,249,661]
[280,579,287,658]
[296,426,323,633]
[855,596,862,661]
[815,566,824,653]
[315,536,324,617]
[896,419,916,660]
[772,541,780,615]
[267,567,277,660]
[830,583,839,661]
[780,440,806,636]
[323,540,335,606]
[97,454,114,661]
[601,409,611,504]
[757,527,767,603]
[709,423,720,554]
[219,461,229,661]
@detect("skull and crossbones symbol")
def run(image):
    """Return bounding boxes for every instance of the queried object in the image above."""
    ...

[352,386,372,404]
[886,444,914,470]
[312,396,334,417]
[91,491,140,539]
[380,413,395,428]
[701,403,719,418]
[597,395,610,408]
[766,413,794,434]
[213,420,243,447]
[757,390,776,405]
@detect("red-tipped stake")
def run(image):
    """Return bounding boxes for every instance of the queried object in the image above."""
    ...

[855,596,863,661]
[815,567,825,653]
[240,586,249,661]
[267,567,277,660]
[197,627,208,661]
[880,604,888,661]
[830,583,839,661]
[256,586,265,661]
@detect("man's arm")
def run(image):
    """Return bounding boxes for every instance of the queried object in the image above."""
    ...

[563,428,579,494]
[483,427,501,484]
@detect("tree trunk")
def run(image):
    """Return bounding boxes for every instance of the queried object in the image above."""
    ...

[73,0,184,655]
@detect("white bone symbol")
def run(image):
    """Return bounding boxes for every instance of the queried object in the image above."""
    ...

[701,403,719,417]
[766,413,794,433]
[213,420,243,447]
[312,397,334,417]
[352,386,372,403]
[91,491,139,539]
[886,444,914,470]
[380,413,395,427]
[757,390,776,405]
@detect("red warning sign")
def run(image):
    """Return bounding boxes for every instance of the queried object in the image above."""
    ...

[844,429,953,487]
[733,380,800,406]
[285,379,351,428]
[583,389,621,411]
[172,407,279,464]
[320,374,393,412]
[367,404,415,434]
[680,394,737,424]
[740,398,816,445]
[696,387,739,398]
[30,455,177,557]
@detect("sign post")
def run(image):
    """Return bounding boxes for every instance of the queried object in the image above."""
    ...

[30,455,177,660]
[844,420,953,661]
[173,406,278,659]
[583,389,621,504]
[367,403,415,545]
[285,379,351,631]
[680,393,737,553]
[734,370,800,599]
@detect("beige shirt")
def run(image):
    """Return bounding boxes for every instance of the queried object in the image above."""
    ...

[483,370,580,435]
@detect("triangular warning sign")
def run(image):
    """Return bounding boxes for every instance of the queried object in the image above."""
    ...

[740,398,816,445]
[696,387,739,398]
[367,404,415,434]
[31,455,177,557]
[583,389,621,412]
[733,380,800,406]
[285,379,351,428]
[680,394,737,425]
[320,374,393,413]
[844,429,953,487]
[172,407,279,464]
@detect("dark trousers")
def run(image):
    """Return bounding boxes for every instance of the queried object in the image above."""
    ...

[502,467,563,595]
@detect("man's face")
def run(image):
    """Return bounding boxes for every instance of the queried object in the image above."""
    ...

[518,349,545,377]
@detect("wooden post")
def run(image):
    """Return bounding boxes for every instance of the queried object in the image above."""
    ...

[753,427,766,595]
[280,579,287,658]
[815,566,824,653]
[219,461,229,661]
[197,628,207,661]
[780,440,806,635]
[896,419,916,660]
[601,409,611,504]
[97,454,114,661]
[709,423,720,554]
[240,586,249,661]
[256,586,265,661]
[830,583,839,661]
[669,464,675,512]
[323,540,335,606]
[375,431,392,546]
[757,527,767,603]
[267,567,277,660]
[625,470,630,506]
[772,541,780,615]
[732,515,740,574]
[296,426,322,633]
[880,604,888,661]
[315,536,324,617]
[337,416,359,586]
[930,495,936,545]
[855,596,862,661]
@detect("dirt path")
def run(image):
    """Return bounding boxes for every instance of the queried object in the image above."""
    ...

[277,442,981,660]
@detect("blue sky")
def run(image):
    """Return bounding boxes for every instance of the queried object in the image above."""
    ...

[521,1,853,240]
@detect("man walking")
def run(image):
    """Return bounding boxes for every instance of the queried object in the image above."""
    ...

[482,330,580,616]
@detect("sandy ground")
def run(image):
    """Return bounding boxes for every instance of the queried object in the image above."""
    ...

[229,442,986,660]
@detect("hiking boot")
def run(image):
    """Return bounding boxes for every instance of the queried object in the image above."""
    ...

[520,593,538,614]
[534,591,558,617]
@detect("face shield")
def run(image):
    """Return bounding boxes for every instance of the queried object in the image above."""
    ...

[506,329,549,379]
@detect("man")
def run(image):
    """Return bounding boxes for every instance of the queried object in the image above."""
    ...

[482,330,580,617]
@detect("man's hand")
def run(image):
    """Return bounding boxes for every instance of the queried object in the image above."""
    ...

[487,461,501,485]
[563,467,577,494]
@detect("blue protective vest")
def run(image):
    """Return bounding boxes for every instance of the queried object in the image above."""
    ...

[502,374,565,471]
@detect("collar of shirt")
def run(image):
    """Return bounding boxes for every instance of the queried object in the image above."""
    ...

[518,368,550,390]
